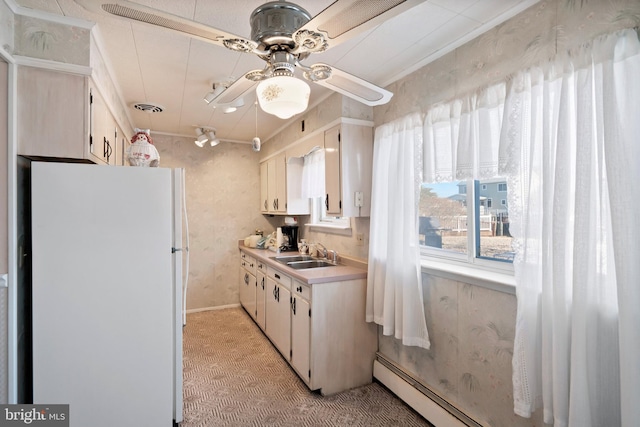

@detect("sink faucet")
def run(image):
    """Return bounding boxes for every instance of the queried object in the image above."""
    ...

[314,242,328,259]
[327,249,339,263]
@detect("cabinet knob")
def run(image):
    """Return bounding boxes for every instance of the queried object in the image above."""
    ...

[296,285,302,293]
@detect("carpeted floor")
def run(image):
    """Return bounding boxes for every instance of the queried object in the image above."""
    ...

[181,307,433,426]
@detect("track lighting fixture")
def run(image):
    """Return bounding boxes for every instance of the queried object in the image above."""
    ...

[208,129,220,147]
[194,127,208,147]
[203,83,227,104]
[194,127,220,148]
[223,97,245,114]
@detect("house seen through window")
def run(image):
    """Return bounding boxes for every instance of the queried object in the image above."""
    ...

[419,178,513,262]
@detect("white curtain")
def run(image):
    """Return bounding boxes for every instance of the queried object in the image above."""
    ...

[301,148,325,198]
[366,113,430,349]
[423,83,505,182]
[501,29,640,427]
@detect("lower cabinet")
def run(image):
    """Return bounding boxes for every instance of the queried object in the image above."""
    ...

[239,249,377,395]
[265,268,291,357]
[256,261,267,331]
[239,252,256,320]
[290,281,311,382]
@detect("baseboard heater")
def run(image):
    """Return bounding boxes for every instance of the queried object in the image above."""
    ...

[374,353,482,427]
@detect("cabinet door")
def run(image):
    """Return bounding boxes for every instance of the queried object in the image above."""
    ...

[291,295,310,383]
[90,85,123,166]
[267,157,277,212]
[239,267,256,319]
[324,125,342,215]
[256,270,266,331]
[265,278,290,358]
[274,152,287,213]
[17,67,86,159]
[260,161,269,213]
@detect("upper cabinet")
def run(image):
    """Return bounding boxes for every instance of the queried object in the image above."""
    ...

[89,83,121,165]
[262,153,286,214]
[324,123,373,218]
[260,152,310,216]
[259,120,373,217]
[17,67,127,165]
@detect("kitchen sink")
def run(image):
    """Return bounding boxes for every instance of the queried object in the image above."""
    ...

[286,260,337,269]
[273,255,337,269]
[274,255,314,264]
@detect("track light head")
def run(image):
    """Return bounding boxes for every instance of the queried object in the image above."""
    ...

[203,83,227,104]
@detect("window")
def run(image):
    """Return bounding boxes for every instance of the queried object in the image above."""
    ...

[501,199,507,206]
[498,183,507,192]
[307,196,351,231]
[419,178,513,264]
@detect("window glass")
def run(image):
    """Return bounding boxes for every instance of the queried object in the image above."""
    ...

[477,178,513,261]
[420,178,514,264]
[419,181,468,255]
[309,196,350,228]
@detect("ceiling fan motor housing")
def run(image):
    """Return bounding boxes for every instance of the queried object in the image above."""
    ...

[250,1,311,51]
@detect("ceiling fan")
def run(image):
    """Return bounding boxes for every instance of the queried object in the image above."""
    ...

[78,0,426,118]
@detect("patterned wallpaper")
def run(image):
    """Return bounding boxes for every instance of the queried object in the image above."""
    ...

[375,1,640,426]
[379,274,542,427]
[153,135,275,311]
[0,1,13,53]
[12,15,90,66]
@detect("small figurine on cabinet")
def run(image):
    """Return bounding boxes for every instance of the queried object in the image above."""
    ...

[126,128,160,167]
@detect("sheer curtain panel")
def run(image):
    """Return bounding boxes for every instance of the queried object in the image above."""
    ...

[301,148,325,199]
[366,113,430,349]
[423,84,505,182]
[502,29,640,427]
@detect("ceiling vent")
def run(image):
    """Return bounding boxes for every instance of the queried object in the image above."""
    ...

[132,102,164,113]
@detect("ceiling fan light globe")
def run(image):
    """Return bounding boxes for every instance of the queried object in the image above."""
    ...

[256,76,310,119]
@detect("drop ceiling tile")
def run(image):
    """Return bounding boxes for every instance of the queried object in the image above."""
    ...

[333,3,457,82]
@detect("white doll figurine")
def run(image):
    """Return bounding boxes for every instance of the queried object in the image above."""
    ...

[126,128,160,167]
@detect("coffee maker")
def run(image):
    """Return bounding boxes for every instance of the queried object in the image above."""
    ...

[280,225,299,252]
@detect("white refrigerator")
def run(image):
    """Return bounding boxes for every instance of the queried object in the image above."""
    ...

[30,162,184,426]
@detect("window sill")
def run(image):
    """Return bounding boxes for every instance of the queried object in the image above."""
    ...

[420,257,516,295]
[305,222,352,236]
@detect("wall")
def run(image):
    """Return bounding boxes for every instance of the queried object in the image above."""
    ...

[372,0,640,426]
[153,135,274,311]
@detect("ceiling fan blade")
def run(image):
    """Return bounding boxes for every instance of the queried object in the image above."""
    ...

[93,0,259,52]
[296,0,427,51]
[310,64,392,106]
[208,72,259,107]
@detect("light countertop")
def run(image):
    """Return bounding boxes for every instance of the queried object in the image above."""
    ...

[238,242,367,285]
